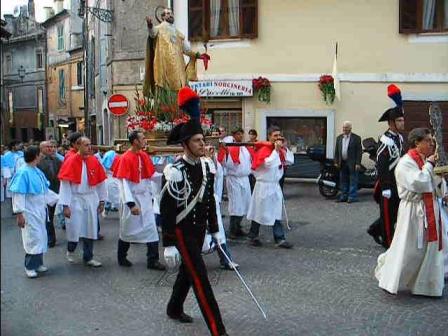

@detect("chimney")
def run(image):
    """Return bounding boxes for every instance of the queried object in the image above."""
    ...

[28,0,35,21]
[43,7,55,21]
[54,0,64,14]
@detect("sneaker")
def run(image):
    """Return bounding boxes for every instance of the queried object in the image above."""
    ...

[85,259,102,267]
[36,265,48,273]
[25,269,38,278]
[66,251,78,263]
[276,240,293,249]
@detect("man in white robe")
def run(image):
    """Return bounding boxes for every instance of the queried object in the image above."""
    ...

[375,128,445,297]
[58,137,107,267]
[101,150,120,216]
[113,131,165,270]
[247,126,294,248]
[220,128,252,239]
[10,146,58,278]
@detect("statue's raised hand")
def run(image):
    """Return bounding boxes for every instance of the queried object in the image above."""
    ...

[146,16,153,28]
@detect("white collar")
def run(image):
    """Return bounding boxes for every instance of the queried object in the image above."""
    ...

[183,154,201,165]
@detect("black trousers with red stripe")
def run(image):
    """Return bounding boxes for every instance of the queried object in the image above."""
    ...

[379,194,400,248]
[167,228,226,336]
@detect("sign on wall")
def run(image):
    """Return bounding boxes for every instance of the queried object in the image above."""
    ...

[189,80,253,97]
[108,94,129,116]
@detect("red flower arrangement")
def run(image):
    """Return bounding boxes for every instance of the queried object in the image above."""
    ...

[127,87,214,133]
[318,75,335,105]
[252,76,271,104]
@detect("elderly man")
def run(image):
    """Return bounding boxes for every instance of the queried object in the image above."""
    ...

[58,137,107,267]
[37,141,62,247]
[334,121,362,203]
[144,8,205,94]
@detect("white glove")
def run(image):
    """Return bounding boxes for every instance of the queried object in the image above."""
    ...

[164,246,181,269]
[212,232,225,245]
[382,189,392,199]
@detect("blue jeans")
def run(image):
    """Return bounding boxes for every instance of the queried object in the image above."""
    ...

[218,243,233,266]
[248,220,286,243]
[67,239,94,262]
[25,253,43,270]
[339,162,359,201]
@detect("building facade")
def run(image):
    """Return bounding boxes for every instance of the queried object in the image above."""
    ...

[1,1,47,144]
[42,0,83,142]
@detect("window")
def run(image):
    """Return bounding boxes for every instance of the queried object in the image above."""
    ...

[5,54,12,74]
[77,61,83,86]
[400,0,448,33]
[189,0,258,41]
[212,110,242,131]
[57,25,65,50]
[36,50,43,69]
[59,69,66,102]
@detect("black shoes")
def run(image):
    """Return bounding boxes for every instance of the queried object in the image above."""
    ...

[229,230,248,239]
[249,239,262,247]
[147,260,166,271]
[118,258,133,267]
[168,312,193,323]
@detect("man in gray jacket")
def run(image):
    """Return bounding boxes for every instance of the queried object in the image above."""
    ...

[334,121,362,203]
[37,141,62,247]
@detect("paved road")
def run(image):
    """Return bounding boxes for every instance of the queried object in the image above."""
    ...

[1,182,447,336]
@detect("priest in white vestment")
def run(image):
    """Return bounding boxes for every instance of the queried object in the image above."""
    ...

[247,126,294,248]
[10,146,58,278]
[375,128,445,297]
[58,137,107,267]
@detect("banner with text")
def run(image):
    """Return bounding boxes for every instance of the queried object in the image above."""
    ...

[189,80,253,97]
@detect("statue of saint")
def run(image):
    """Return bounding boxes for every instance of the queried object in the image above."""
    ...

[143,8,202,95]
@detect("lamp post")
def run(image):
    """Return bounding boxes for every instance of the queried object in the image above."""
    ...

[78,0,112,138]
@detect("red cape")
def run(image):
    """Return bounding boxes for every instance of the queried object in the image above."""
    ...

[217,146,255,165]
[64,148,78,161]
[58,153,107,186]
[110,154,121,173]
[113,150,155,183]
[251,142,285,171]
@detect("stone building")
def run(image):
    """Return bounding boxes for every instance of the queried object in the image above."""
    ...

[42,0,84,142]
[1,0,47,144]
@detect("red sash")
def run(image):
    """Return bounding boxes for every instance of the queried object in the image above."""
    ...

[113,150,155,183]
[407,149,440,248]
[58,153,107,186]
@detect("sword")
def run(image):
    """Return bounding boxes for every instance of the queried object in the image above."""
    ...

[216,243,268,320]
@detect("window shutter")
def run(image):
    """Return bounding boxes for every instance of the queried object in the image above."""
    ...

[239,0,257,38]
[399,0,421,33]
[189,0,206,41]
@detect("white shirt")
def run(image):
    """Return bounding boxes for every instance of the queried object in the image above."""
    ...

[341,133,351,161]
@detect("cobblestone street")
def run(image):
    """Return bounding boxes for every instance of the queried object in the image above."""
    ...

[1,182,447,336]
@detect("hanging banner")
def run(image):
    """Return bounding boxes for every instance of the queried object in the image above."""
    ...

[189,80,253,97]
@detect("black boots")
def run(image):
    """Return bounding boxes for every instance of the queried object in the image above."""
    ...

[117,239,132,267]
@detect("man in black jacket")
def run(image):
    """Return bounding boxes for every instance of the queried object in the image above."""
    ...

[160,87,228,336]
[334,121,362,203]
[37,141,62,247]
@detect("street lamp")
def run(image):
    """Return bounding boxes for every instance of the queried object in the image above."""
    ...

[17,65,25,82]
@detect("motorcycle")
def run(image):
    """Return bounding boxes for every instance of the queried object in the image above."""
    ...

[307,138,378,199]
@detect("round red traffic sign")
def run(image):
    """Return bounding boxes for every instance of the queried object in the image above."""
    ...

[108,94,129,116]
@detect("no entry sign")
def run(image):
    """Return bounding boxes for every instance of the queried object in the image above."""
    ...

[108,94,129,116]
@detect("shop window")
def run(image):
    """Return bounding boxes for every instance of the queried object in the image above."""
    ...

[189,0,258,41]
[400,0,448,33]
[212,110,242,132]
[267,117,327,154]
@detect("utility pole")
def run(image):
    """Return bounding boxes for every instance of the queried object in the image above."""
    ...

[78,0,112,138]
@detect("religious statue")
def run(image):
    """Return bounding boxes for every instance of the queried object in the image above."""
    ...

[143,8,207,96]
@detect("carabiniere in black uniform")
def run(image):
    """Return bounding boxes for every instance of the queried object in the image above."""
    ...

[160,87,227,336]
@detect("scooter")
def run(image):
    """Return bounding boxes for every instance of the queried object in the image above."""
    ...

[307,138,378,199]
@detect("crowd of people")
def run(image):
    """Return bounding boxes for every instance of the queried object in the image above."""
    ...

[1,86,448,336]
